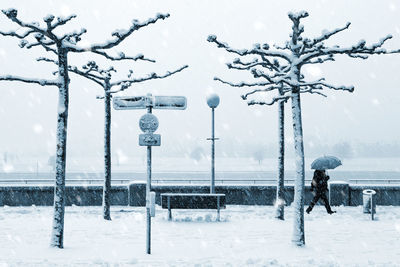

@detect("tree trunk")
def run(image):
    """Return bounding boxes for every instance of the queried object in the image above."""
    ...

[290,90,306,246]
[50,49,69,248]
[103,83,112,221]
[275,98,285,220]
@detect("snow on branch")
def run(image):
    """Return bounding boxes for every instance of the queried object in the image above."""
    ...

[310,22,351,46]
[247,95,291,106]
[1,9,48,37]
[207,35,291,61]
[50,15,77,30]
[68,65,104,87]
[91,50,156,63]
[301,34,400,64]
[61,28,87,43]
[288,11,309,21]
[214,77,272,87]
[304,55,335,64]
[241,85,283,100]
[0,74,60,87]
[0,28,35,39]
[299,86,327,97]
[299,79,354,92]
[110,65,188,93]
[37,56,58,64]
[72,13,170,52]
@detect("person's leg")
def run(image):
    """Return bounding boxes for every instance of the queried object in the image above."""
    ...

[306,193,320,213]
[321,192,336,214]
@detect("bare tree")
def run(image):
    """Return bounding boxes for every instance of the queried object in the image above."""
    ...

[214,62,288,221]
[208,10,400,246]
[48,59,187,220]
[0,8,170,248]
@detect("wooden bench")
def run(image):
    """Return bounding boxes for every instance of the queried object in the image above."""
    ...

[160,193,226,221]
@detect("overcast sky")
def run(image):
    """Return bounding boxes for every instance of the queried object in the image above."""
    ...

[0,0,399,159]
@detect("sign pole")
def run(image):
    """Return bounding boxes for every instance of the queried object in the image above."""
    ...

[113,93,186,255]
[146,106,152,255]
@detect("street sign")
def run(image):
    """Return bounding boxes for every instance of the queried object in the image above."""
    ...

[113,95,187,110]
[139,113,159,133]
[139,133,161,146]
[153,96,187,110]
[113,96,148,110]
[113,93,186,255]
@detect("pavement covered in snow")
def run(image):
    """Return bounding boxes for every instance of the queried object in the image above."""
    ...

[1,205,400,266]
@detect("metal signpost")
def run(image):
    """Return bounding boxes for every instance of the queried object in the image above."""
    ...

[113,93,186,254]
[206,93,220,194]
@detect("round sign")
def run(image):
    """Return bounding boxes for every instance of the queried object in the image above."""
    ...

[206,93,220,108]
[139,113,159,133]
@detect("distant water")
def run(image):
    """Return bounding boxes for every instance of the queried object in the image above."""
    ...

[1,157,399,184]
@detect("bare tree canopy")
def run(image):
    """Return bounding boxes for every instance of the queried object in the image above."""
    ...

[208,11,400,105]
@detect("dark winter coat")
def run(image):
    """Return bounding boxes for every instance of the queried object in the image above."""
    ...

[311,170,329,193]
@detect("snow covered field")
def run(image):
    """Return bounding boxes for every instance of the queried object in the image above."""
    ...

[1,205,400,266]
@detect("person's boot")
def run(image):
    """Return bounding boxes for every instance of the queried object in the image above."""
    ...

[327,210,336,214]
[306,206,312,214]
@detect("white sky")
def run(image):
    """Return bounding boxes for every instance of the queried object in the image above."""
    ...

[0,0,399,158]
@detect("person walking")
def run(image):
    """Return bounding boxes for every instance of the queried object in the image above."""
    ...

[306,169,336,214]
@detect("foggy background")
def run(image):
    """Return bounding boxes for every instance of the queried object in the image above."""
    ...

[0,0,399,172]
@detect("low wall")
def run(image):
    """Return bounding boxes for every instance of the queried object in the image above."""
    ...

[1,182,399,207]
[0,185,128,206]
[129,183,316,206]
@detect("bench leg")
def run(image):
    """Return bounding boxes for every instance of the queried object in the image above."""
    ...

[217,196,220,222]
[168,197,172,221]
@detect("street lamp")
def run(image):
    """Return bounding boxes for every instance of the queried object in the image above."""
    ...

[206,93,220,193]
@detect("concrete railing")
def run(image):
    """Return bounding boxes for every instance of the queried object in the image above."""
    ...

[1,181,400,206]
[0,178,313,185]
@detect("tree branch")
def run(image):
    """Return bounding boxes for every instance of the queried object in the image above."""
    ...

[68,13,170,52]
[110,65,188,93]
[247,95,291,106]
[299,79,354,92]
[91,50,156,63]
[68,66,104,87]
[310,22,351,46]
[301,35,400,64]
[241,85,284,100]
[0,74,60,87]
[1,9,48,38]
[214,77,272,87]
[0,29,35,39]
[51,14,77,30]
[207,34,291,62]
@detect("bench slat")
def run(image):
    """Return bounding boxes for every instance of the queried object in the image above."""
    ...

[161,193,226,209]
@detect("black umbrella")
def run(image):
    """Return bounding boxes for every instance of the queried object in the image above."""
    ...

[311,155,342,170]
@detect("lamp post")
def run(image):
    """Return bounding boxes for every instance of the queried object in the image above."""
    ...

[206,93,220,193]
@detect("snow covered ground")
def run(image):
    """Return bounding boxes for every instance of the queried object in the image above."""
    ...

[1,205,400,266]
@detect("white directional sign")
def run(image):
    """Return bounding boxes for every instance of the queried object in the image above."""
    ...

[153,96,187,110]
[113,95,187,110]
[139,133,161,146]
[113,96,148,110]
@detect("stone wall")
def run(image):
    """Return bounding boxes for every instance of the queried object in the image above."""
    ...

[1,182,399,207]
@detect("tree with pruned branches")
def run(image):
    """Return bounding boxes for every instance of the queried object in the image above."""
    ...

[215,61,289,221]
[208,10,400,246]
[0,8,170,248]
[52,59,187,221]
